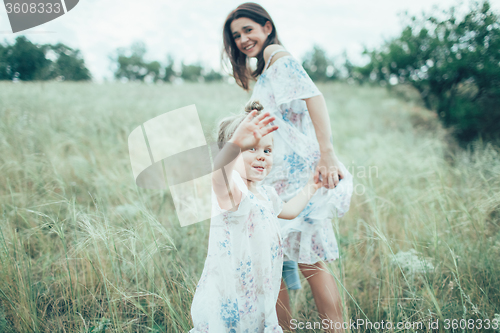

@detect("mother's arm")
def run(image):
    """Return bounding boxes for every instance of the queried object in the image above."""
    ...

[305,95,344,189]
[263,45,344,189]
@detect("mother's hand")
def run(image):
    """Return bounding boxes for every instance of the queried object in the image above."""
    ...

[314,151,344,189]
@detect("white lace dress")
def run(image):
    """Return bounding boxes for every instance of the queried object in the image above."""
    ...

[190,170,284,333]
[249,49,354,264]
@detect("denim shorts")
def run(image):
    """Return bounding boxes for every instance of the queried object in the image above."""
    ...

[282,260,302,290]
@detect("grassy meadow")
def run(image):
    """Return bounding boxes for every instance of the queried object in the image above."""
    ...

[0,80,499,332]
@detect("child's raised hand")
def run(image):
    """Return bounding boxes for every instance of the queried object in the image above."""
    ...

[229,110,278,150]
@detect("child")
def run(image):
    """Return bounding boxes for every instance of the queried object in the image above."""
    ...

[189,101,323,333]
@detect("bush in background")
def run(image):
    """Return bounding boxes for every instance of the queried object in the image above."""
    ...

[355,0,500,144]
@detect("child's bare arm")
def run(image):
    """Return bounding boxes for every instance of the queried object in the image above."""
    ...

[212,110,278,210]
[212,143,242,210]
[278,176,322,220]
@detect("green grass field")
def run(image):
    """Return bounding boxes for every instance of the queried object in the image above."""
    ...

[0,81,499,332]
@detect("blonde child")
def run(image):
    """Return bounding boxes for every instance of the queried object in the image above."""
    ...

[189,101,322,333]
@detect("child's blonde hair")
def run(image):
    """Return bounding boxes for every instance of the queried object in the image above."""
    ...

[217,100,265,149]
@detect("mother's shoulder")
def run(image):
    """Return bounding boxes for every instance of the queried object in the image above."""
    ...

[264,44,291,62]
[263,45,291,65]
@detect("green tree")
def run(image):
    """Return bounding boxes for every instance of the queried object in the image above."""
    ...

[5,36,51,80]
[113,42,147,82]
[145,60,161,82]
[112,42,170,83]
[163,54,176,82]
[50,43,91,81]
[0,43,9,80]
[180,62,203,82]
[203,69,223,82]
[355,1,500,143]
[0,37,91,81]
[302,45,338,82]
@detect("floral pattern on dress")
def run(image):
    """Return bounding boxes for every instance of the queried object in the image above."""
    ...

[250,50,354,264]
[221,299,241,331]
[190,171,284,333]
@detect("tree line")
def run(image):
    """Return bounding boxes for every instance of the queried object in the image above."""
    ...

[0,0,498,144]
[0,36,91,81]
[110,41,357,84]
[0,37,225,83]
[110,41,223,83]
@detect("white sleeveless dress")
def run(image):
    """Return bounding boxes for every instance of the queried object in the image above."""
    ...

[190,170,284,333]
[249,49,354,264]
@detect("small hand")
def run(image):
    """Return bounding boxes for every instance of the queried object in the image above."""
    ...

[229,110,278,150]
[307,172,323,193]
[314,152,344,189]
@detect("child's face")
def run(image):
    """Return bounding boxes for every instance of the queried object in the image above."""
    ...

[234,133,273,183]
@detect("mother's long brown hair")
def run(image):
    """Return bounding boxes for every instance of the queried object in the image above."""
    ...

[222,2,283,91]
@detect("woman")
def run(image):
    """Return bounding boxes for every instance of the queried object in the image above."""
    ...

[221,3,354,333]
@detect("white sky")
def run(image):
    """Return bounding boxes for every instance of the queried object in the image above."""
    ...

[1,0,499,81]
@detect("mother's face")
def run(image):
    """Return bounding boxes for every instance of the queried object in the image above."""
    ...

[230,17,272,58]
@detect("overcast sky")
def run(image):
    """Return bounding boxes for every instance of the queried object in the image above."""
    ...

[1,0,498,81]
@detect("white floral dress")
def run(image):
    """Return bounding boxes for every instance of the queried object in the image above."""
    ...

[249,49,354,264]
[190,170,284,333]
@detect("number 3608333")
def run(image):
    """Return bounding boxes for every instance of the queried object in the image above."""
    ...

[5,2,62,14]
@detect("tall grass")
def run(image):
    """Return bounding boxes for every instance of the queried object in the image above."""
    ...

[0,81,498,332]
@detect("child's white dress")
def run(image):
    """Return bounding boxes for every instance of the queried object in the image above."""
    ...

[190,170,284,333]
[249,50,354,264]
